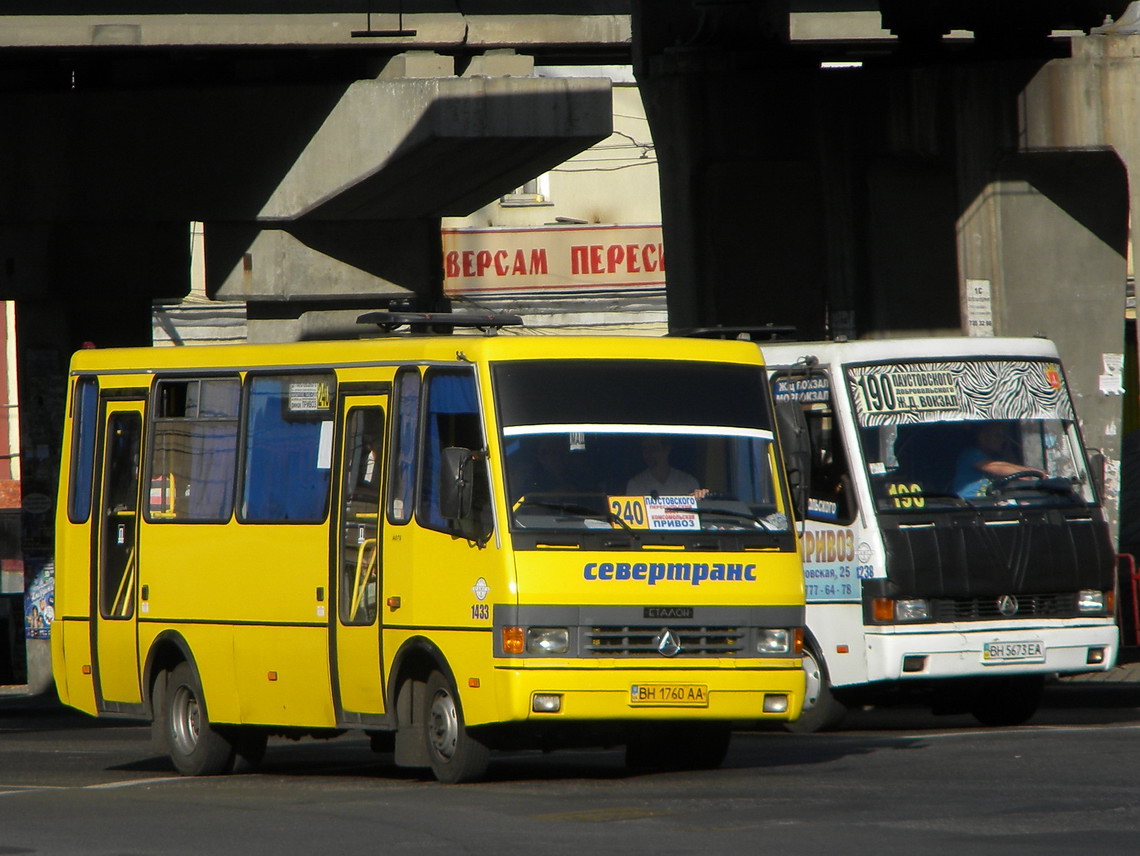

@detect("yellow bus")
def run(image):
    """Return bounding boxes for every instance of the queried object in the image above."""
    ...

[51,314,805,782]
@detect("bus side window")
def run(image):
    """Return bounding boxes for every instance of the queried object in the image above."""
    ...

[341,406,383,626]
[417,368,492,540]
[388,367,420,525]
[804,400,856,525]
[241,374,336,523]
[149,377,240,522]
[68,376,99,523]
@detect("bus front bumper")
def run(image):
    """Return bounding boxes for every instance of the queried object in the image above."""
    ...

[482,661,805,724]
[863,621,1119,683]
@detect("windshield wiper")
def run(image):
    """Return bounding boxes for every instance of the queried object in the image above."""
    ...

[996,476,1082,500]
[514,497,636,532]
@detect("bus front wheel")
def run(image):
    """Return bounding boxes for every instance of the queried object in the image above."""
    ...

[423,670,490,784]
[785,645,847,733]
[162,661,236,776]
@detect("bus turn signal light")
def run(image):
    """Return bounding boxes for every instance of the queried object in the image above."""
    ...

[503,626,525,654]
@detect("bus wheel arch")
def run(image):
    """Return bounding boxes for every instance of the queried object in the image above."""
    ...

[389,638,489,783]
[143,634,264,775]
[142,631,197,756]
[784,634,847,733]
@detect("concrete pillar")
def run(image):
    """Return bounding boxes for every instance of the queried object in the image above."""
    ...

[954,49,1133,534]
[635,50,829,338]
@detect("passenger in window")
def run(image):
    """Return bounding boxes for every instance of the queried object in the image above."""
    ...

[525,436,582,493]
[953,422,1044,497]
[626,437,708,499]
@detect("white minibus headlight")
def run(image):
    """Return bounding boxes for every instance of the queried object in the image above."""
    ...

[757,629,791,654]
[894,599,930,622]
[874,597,931,622]
[526,627,570,655]
[1078,589,1110,614]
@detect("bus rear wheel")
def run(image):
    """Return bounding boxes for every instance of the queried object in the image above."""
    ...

[423,670,490,784]
[785,645,847,733]
[163,661,236,776]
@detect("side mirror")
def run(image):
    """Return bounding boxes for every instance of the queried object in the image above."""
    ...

[440,447,477,521]
[775,402,811,521]
[1087,448,1106,500]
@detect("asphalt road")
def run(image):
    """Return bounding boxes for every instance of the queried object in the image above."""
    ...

[3,682,1140,856]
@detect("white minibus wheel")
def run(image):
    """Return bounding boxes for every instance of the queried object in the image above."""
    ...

[785,644,847,733]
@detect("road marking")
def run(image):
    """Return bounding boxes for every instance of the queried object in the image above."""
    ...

[84,776,189,790]
[0,776,189,796]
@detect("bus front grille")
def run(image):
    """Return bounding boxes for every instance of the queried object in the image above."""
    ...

[585,626,745,657]
[930,592,1079,622]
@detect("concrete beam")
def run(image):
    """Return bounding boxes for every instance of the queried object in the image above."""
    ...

[205,221,433,301]
[257,73,613,221]
[0,64,611,226]
[0,11,630,49]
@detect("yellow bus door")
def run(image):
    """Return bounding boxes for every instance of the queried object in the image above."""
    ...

[332,394,387,718]
[93,399,145,709]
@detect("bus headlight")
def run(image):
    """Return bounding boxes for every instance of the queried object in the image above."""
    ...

[1078,589,1112,614]
[895,599,930,621]
[757,629,791,654]
[874,597,930,622]
[526,627,570,655]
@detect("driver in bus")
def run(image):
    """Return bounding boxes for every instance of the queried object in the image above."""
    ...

[953,422,1045,498]
[626,436,709,499]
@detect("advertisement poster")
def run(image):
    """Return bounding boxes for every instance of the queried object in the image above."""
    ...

[23,558,53,640]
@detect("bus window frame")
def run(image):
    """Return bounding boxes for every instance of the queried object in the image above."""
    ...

[386,365,422,527]
[67,375,100,525]
[145,373,242,525]
[415,365,492,540]
[237,370,338,525]
[770,368,859,527]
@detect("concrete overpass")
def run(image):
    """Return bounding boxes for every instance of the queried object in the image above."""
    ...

[6,2,1140,684]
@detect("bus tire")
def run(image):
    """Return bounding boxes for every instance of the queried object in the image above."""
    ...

[163,661,236,776]
[970,675,1043,727]
[785,645,847,733]
[423,670,490,784]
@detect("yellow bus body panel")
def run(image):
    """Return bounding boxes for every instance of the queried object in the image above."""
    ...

[52,334,805,742]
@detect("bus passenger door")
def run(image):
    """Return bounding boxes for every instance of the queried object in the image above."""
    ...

[332,394,387,718]
[93,399,145,709]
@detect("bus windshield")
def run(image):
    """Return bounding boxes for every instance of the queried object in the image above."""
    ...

[493,360,789,534]
[845,358,1097,511]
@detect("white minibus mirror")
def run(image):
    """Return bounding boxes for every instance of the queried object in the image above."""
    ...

[775,402,811,521]
[1087,447,1106,499]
